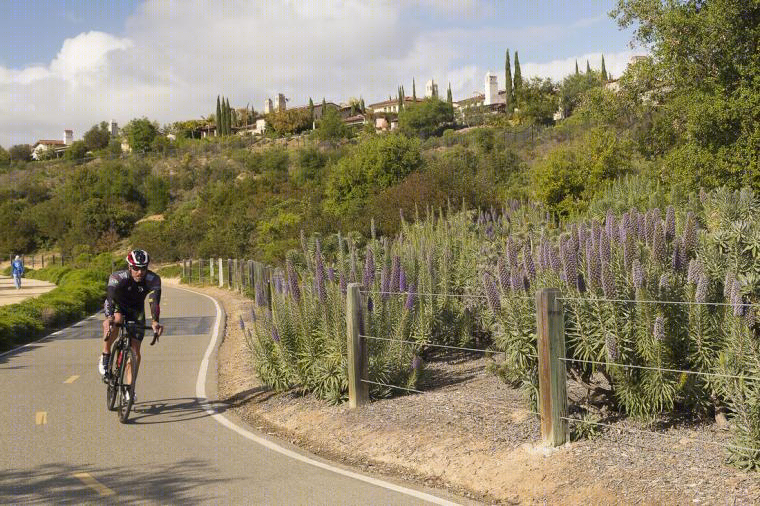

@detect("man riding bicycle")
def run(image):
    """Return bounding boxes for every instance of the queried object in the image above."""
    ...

[99,250,164,402]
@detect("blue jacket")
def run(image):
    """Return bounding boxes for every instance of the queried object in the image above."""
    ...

[12,260,24,276]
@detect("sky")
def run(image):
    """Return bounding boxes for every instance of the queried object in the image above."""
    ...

[0,0,641,147]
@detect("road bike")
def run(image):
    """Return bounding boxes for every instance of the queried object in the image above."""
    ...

[105,321,158,423]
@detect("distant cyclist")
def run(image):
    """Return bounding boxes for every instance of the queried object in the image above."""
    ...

[11,255,24,289]
[99,250,163,401]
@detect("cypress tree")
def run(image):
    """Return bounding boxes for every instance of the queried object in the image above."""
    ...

[216,95,221,136]
[309,97,314,123]
[575,60,579,75]
[601,55,608,81]
[360,97,365,113]
[221,96,227,136]
[513,51,523,107]
[447,83,453,105]
[226,98,232,134]
[397,86,403,111]
[412,78,417,101]
[586,60,591,74]
[505,48,513,113]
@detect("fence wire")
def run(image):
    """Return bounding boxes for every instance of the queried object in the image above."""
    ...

[361,334,538,358]
[557,295,760,308]
[562,416,758,455]
[360,289,535,301]
[558,356,760,383]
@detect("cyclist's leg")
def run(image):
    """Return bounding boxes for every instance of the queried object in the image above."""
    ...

[125,311,145,386]
[103,311,124,354]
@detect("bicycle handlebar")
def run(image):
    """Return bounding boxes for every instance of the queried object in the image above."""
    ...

[110,321,161,346]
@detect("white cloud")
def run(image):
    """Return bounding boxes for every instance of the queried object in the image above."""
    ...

[0,0,631,146]
[521,50,643,83]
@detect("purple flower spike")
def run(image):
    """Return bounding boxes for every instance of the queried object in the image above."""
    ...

[287,259,301,303]
[363,248,375,289]
[732,280,745,317]
[653,316,665,343]
[632,259,644,290]
[601,261,615,298]
[606,333,618,362]
[659,273,670,292]
[390,256,400,293]
[599,230,611,266]
[238,315,245,330]
[498,256,511,293]
[367,296,374,312]
[665,206,676,242]
[724,271,734,299]
[682,212,697,258]
[524,245,536,282]
[510,269,522,292]
[548,244,561,273]
[315,239,326,303]
[405,283,417,310]
[605,209,617,242]
[652,222,667,264]
[483,273,501,312]
[339,271,347,294]
[561,241,578,291]
[251,307,257,322]
[271,325,280,342]
[411,355,422,371]
[399,268,407,292]
[327,267,335,283]
[695,274,708,303]
[671,239,683,272]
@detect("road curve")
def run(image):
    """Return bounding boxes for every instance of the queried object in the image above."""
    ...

[0,284,468,505]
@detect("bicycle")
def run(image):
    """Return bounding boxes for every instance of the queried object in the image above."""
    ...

[105,321,159,423]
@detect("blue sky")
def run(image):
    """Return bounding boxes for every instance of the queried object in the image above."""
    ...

[0,0,639,147]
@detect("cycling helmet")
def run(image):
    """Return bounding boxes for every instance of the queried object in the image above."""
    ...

[126,249,150,268]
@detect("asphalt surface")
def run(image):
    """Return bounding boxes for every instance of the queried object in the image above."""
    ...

[0,284,467,505]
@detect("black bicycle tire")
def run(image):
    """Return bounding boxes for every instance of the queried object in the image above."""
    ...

[118,347,138,423]
[106,339,120,411]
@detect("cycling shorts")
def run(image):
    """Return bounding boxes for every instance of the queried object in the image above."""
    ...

[104,300,146,341]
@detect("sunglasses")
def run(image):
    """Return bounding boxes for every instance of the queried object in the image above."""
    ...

[129,265,147,272]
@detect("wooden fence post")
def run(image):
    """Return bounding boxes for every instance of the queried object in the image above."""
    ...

[199,259,203,284]
[233,258,239,291]
[247,260,254,288]
[42,254,45,268]
[346,283,368,408]
[210,257,214,283]
[218,258,224,287]
[536,287,568,446]
[189,259,193,282]
[227,259,233,288]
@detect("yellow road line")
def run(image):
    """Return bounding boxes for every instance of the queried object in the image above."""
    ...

[72,472,115,497]
[35,411,47,425]
[63,375,80,384]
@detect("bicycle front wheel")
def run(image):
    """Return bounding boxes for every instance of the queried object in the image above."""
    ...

[106,342,121,411]
[117,347,139,423]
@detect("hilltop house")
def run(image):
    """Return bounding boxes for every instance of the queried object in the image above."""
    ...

[31,129,73,159]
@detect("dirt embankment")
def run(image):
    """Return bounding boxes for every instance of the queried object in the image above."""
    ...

[173,281,760,505]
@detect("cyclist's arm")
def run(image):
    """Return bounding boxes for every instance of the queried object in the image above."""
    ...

[146,273,161,322]
[105,273,121,318]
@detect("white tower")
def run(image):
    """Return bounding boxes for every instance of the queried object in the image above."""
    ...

[484,73,499,105]
[264,98,273,114]
[425,79,438,98]
[63,129,73,145]
[110,120,119,137]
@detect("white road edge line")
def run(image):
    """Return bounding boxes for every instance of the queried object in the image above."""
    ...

[173,284,461,506]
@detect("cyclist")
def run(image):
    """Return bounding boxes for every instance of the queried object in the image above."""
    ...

[99,250,163,402]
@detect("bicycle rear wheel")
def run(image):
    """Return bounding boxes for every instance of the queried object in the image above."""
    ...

[106,341,120,411]
[118,347,139,423]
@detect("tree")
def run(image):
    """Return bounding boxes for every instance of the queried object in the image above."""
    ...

[83,121,110,151]
[575,60,579,75]
[519,77,558,126]
[216,96,222,136]
[313,106,350,141]
[412,78,417,101]
[64,140,88,161]
[398,97,454,139]
[505,49,513,113]
[446,83,453,109]
[601,54,608,81]
[360,97,365,113]
[560,70,603,117]
[513,51,523,107]
[309,97,315,124]
[613,0,760,191]
[586,60,591,74]
[225,97,233,134]
[9,144,31,162]
[267,108,311,136]
[123,118,158,152]
[0,145,9,167]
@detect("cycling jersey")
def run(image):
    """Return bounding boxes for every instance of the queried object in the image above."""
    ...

[104,269,161,322]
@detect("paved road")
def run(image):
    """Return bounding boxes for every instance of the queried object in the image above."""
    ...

[0,284,467,505]
[0,274,55,306]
